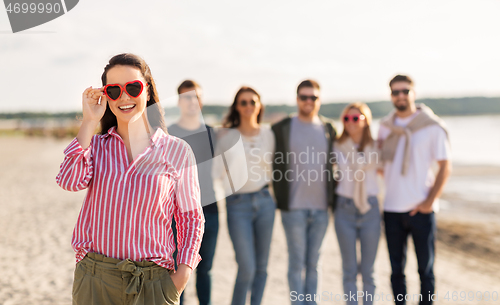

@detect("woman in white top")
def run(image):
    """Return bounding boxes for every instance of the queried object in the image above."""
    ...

[213,86,275,305]
[333,102,381,305]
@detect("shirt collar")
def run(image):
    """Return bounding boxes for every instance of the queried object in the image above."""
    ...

[150,127,167,147]
[103,126,117,138]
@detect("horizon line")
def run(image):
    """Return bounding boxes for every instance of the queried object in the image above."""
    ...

[0,95,498,114]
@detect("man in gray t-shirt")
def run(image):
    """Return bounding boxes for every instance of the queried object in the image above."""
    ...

[272,80,337,304]
[169,80,218,305]
[288,116,328,210]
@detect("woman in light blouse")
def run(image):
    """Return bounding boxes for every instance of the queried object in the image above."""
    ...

[213,86,275,305]
[333,102,381,305]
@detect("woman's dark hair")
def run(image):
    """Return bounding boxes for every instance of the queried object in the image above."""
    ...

[223,86,263,128]
[99,53,167,134]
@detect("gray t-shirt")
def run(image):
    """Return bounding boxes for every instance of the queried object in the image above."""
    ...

[288,116,328,210]
[168,123,218,213]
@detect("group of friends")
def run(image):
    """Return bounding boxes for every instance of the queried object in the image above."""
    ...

[56,53,451,305]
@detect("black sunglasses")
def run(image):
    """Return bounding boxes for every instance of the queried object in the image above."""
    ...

[239,100,257,106]
[180,94,199,101]
[391,89,410,96]
[298,95,318,102]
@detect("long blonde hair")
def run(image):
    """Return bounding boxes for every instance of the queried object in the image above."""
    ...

[337,102,374,152]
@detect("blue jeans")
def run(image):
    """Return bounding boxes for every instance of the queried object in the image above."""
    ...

[281,209,329,305]
[226,187,276,305]
[334,196,381,305]
[172,211,219,305]
[384,212,436,305]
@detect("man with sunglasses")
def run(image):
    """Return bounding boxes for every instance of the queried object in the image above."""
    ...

[272,80,337,304]
[168,80,219,305]
[378,75,452,305]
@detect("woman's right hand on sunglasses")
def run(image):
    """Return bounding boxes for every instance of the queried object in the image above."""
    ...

[82,86,107,124]
[76,87,107,149]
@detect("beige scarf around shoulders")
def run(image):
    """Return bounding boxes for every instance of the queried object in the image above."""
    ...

[336,138,380,214]
[380,103,448,175]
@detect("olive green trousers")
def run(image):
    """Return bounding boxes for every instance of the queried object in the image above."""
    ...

[72,253,179,305]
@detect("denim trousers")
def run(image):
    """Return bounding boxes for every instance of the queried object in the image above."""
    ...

[172,211,219,305]
[384,211,436,305]
[281,208,330,305]
[334,195,381,305]
[226,187,276,305]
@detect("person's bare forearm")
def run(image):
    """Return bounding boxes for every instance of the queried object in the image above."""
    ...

[170,263,192,293]
[177,264,192,275]
[410,160,451,216]
[76,120,100,149]
[425,160,452,207]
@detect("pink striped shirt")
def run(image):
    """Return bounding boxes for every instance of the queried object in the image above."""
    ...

[56,127,204,270]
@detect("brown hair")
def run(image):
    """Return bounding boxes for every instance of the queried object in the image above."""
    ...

[223,86,263,128]
[297,79,320,94]
[99,53,166,134]
[337,102,374,152]
[177,79,201,94]
[389,74,414,88]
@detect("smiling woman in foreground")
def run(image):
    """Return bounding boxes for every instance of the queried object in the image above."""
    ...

[56,53,204,305]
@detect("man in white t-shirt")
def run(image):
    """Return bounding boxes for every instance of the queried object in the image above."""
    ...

[378,75,452,305]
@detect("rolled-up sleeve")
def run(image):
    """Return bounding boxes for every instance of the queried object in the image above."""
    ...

[174,146,205,270]
[55,137,94,192]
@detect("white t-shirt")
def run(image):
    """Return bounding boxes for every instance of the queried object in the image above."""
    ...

[212,125,275,195]
[334,145,379,199]
[378,112,451,213]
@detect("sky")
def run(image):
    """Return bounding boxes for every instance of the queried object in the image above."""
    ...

[1,0,499,112]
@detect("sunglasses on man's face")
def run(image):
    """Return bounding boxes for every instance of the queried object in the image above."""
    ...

[298,95,318,102]
[180,94,199,102]
[239,100,257,107]
[104,80,146,101]
[391,89,410,96]
[343,114,366,123]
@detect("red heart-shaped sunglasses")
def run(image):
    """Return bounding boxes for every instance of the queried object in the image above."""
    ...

[104,80,147,101]
[343,114,366,123]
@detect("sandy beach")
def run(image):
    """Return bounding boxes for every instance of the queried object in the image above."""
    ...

[0,136,499,305]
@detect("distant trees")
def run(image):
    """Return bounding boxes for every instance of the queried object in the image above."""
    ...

[0,111,81,120]
[1,97,499,121]
[259,97,500,120]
